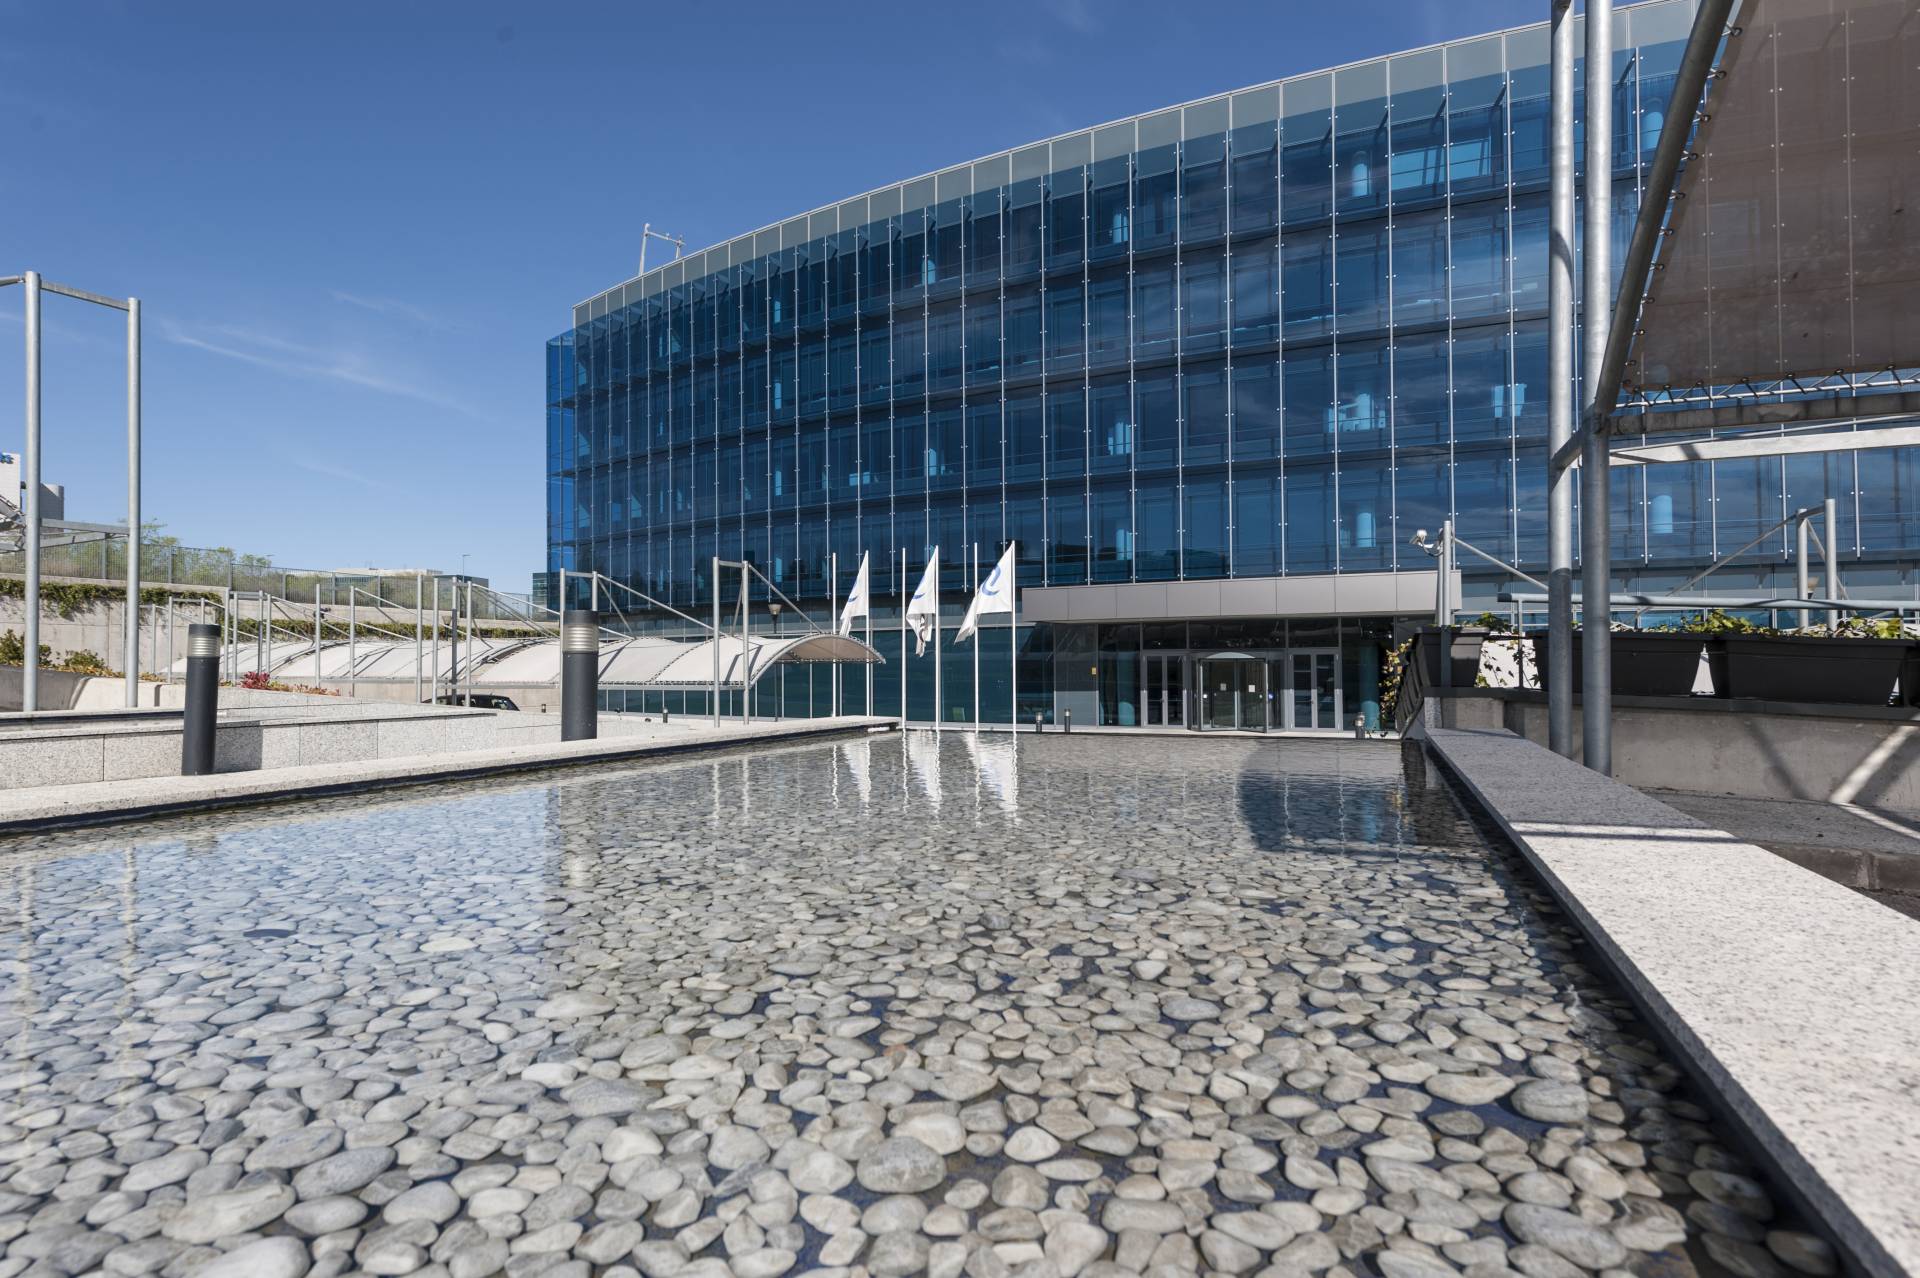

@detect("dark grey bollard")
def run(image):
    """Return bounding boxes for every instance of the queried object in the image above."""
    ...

[1353,714,1367,740]
[562,610,599,741]
[182,622,220,776]
[1034,712,1043,734]
[1063,708,1072,733]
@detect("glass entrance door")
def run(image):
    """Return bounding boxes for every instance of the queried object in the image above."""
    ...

[1287,650,1342,731]
[1199,658,1268,731]
[1143,655,1185,727]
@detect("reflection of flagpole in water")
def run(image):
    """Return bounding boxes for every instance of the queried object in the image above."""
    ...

[839,736,872,806]
[830,742,840,809]
[967,731,1019,817]
[907,728,942,810]
[962,729,983,821]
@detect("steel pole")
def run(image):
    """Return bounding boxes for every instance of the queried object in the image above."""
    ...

[430,577,441,701]
[124,298,141,706]
[22,272,41,713]
[899,548,907,724]
[1796,518,1811,630]
[830,551,839,719]
[464,580,474,705]
[742,561,752,724]
[447,579,457,702]
[1580,0,1615,775]
[1547,0,1577,753]
[1824,497,1840,627]
[314,592,322,684]
[348,588,357,697]
[711,555,721,728]
[414,572,424,702]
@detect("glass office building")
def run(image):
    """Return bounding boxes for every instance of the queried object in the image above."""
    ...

[547,0,1920,730]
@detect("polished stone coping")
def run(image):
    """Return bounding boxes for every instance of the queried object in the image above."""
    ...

[1426,727,1920,1278]
[0,717,897,836]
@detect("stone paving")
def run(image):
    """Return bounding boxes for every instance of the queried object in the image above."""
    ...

[0,733,1827,1278]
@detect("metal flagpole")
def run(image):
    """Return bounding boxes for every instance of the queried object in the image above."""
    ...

[430,578,440,702]
[900,547,907,723]
[742,560,752,724]
[463,581,475,706]
[1010,541,1018,733]
[971,542,980,732]
[314,589,323,685]
[934,550,943,733]
[348,588,357,698]
[124,297,141,706]
[22,272,41,712]
[830,551,839,719]
[711,555,722,727]
[414,572,424,702]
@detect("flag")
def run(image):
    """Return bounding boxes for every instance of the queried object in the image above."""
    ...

[955,541,1016,644]
[905,550,940,656]
[838,551,870,637]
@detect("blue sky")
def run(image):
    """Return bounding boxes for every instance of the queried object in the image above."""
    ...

[0,0,1537,593]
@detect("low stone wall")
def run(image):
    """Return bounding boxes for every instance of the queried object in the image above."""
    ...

[0,697,681,791]
[1415,688,1920,809]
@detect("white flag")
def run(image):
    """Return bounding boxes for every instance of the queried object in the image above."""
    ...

[905,549,940,656]
[955,542,1016,644]
[838,551,870,636]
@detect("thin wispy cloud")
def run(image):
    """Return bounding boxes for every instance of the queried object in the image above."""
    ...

[1040,0,1102,35]
[159,318,483,418]
[329,290,444,331]
[284,454,393,491]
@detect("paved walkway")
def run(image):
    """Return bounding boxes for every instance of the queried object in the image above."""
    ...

[1425,726,1920,1278]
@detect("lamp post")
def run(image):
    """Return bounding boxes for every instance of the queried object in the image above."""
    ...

[768,602,783,721]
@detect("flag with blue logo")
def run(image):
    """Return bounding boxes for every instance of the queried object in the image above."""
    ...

[837,551,870,637]
[956,542,1016,645]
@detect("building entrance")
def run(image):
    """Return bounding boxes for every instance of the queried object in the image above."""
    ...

[1143,655,1185,727]
[1197,655,1268,731]
[1285,649,1342,731]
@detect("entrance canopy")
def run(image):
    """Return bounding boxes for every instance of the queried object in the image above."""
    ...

[176,631,882,690]
[1615,0,1920,434]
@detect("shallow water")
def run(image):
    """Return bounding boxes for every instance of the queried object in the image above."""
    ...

[0,733,1816,1278]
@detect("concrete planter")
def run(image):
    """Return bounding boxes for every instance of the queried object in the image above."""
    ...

[1414,627,1489,689]
[1530,633,1712,697]
[1721,635,1912,706]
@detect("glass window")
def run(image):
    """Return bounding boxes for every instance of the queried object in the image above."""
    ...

[1137,485,1178,581]
[1231,239,1279,345]
[1335,221,1388,333]
[1508,42,1550,187]
[893,209,926,302]
[1336,343,1390,447]
[1452,325,1507,443]
[1284,345,1334,459]
[1283,229,1334,341]
[966,298,1001,385]
[1134,260,1176,360]
[1047,284,1085,372]
[1449,52,1508,196]
[1230,119,1279,233]
[1395,450,1451,552]
[1048,387,1086,478]
[1048,168,1086,268]
[1389,55,1447,204]
[1233,466,1283,576]
[1008,178,1045,279]
[1285,465,1336,573]
[1451,201,1511,320]
[1456,448,1514,559]
[1394,331,1450,448]
[861,328,890,404]
[1510,196,1548,312]
[1644,461,1711,561]
[968,401,1002,487]
[1006,391,1043,481]
[967,189,1002,286]
[928,406,964,490]
[1183,362,1229,466]
[1334,68,1388,215]
[1006,288,1041,377]
[799,340,826,416]
[1182,133,1227,240]
[928,303,963,391]
[1136,370,1178,471]
[895,409,926,492]
[1281,78,1334,224]
[1182,248,1226,353]
[1090,376,1133,473]
[861,418,892,495]
[1050,487,1088,584]
[1711,458,1782,561]
[1185,474,1228,579]
[929,198,964,290]
[1338,459,1392,568]
[1091,155,1132,259]
[1134,145,1178,250]
[893,312,925,397]
[1089,268,1130,367]
[1232,358,1280,462]
[1392,208,1449,328]
[1092,483,1132,581]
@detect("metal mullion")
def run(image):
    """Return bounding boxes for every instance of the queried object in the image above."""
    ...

[1328,94,1343,575]
[1174,134,1188,581]
[1275,92,1289,578]
[1384,63,1402,574]
[1222,108,1237,579]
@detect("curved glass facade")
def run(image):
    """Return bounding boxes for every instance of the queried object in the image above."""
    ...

[547,0,1920,726]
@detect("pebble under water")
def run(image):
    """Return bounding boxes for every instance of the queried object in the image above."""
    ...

[0,731,1829,1278]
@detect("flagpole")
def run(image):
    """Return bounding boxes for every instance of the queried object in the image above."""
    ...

[971,541,980,733]
[899,547,907,725]
[933,548,943,733]
[830,550,839,720]
[1010,541,1018,735]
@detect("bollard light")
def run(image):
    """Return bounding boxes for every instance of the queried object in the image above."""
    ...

[561,610,600,742]
[1063,708,1072,734]
[181,622,219,776]
[1034,711,1043,734]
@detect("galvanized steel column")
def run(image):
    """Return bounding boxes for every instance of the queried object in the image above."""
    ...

[22,272,41,713]
[1580,0,1615,774]
[125,298,141,706]
[1547,0,1577,755]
